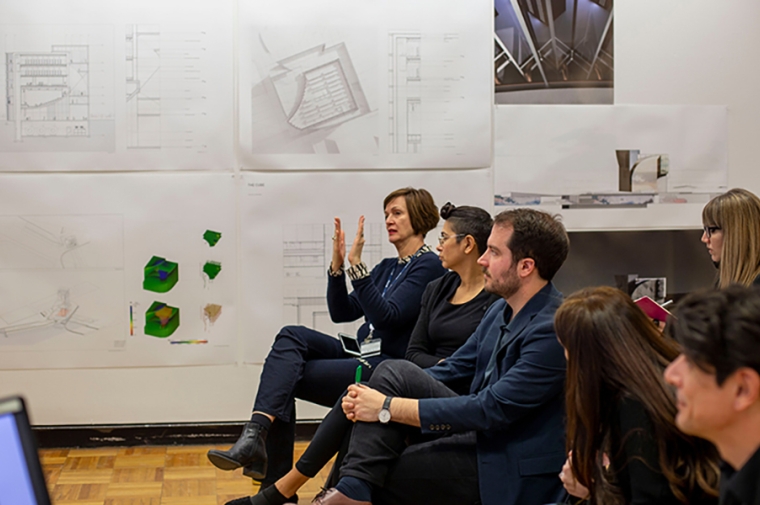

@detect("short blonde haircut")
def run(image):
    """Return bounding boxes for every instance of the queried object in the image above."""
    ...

[702,188,760,287]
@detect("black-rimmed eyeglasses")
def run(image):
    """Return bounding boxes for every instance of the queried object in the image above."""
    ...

[703,226,721,238]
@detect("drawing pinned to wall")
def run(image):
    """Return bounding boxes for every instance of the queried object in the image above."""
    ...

[238,0,492,169]
[0,0,234,171]
[142,256,178,293]
[0,173,237,369]
[493,104,728,230]
[144,301,179,338]
[494,0,613,104]
[0,24,115,153]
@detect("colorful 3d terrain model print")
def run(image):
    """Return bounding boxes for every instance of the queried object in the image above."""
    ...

[143,256,179,293]
[144,301,180,338]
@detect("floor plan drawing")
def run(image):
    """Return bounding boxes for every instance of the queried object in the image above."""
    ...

[5,45,89,141]
[124,24,210,151]
[250,38,374,155]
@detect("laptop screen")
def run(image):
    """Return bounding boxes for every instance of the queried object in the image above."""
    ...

[0,397,51,505]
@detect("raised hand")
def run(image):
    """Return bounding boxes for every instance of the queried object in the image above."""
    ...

[347,215,365,267]
[331,217,346,273]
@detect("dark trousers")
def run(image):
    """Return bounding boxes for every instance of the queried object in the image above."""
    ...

[340,360,480,505]
[252,325,384,486]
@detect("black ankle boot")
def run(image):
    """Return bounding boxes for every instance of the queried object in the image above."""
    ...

[207,422,268,479]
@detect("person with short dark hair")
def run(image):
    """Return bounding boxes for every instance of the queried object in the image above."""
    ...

[556,286,719,505]
[303,208,570,505]
[207,188,446,496]
[665,286,760,505]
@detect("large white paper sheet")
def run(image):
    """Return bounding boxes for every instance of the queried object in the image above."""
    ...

[237,0,493,170]
[494,105,728,230]
[0,0,234,171]
[240,169,493,363]
[0,173,237,369]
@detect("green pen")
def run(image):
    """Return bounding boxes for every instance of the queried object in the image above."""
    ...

[355,364,362,383]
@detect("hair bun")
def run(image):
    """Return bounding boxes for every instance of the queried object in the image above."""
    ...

[440,202,456,219]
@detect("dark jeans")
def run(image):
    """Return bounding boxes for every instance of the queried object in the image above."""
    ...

[252,325,384,486]
[340,360,480,505]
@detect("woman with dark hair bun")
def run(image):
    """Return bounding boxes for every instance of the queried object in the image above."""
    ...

[555,286,719,505]
[225,203,498,505]
[405,202,498,370]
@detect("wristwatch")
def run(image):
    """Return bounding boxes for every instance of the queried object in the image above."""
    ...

[378,396,393,424]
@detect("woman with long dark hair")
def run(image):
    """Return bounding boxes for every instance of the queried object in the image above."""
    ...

[555,286,719,505]
[701,188,760,288]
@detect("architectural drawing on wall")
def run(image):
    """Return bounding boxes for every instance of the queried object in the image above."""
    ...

[387,32,468,154]
[282,222,382,333]
[388,34,422,154]
[124,24,209,151]
[0,286,100,344]
[0,215,124,270]
[251,39,374,154]
[494,105,728,218]
[5,46,89,140]
[125,25,160,149]
[494,0,613,104]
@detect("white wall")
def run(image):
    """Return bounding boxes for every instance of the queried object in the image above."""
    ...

[2,0,760,426]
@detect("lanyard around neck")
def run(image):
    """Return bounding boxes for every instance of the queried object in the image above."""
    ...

[381,259,412,298]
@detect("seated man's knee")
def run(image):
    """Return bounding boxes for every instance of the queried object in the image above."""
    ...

[370,360,419,389]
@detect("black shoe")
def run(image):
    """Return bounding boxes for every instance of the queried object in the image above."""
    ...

[225,497,255,505]
[248,485,298,505]
[207,422,268,479]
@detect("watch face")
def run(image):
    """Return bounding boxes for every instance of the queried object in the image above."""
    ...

[378,409,391,423]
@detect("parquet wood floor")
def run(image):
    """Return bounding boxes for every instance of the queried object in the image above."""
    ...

[40,443,333,505]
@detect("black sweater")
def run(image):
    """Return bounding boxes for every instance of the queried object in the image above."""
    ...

[405,270,498,368]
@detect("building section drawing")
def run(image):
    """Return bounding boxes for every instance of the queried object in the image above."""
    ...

[0,215,124,270]
[125,24,209,151]
[0,285,100,344]
[5,45,89,140]
[387,32,466,154]
[251,38,374,155]
[282,223,382,334]
[494,0,614,103]
[125,25,160,149]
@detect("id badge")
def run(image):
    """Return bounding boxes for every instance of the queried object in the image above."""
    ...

[360,338,382,358]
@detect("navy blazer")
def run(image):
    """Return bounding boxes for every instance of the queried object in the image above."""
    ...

[419,283,566,505]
